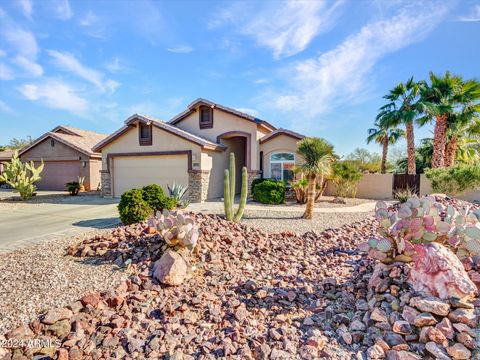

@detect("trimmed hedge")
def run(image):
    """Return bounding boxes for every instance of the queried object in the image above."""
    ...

[118,189,153,225]
[252,179,286,204]
[142,184,177,212]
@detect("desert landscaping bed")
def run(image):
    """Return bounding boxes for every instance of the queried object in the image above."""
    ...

[1,197,480,359]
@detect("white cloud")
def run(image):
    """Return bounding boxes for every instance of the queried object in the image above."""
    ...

[79,10,97,26]
[458,4,480,21]
[105,57,124,73]
[4,28,39,59]
[54,0,73,20]
[211,0,344,58]
[13,56,43,77]
[167,45,194,54]
[0,63,15,80]
[270,2,450,126]
[18,79,87,114]
[235,107,260,118]
[47,50,119,92]
[18,0,33,19]
[0,100,14,114]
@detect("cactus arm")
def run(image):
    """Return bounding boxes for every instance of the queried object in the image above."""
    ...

[229,152,235,203]
[234,167,248,222]
[224,169,233,220]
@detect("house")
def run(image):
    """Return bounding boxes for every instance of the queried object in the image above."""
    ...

[0,149,15,177]
[93,98,304,201]
[19,126,107,191]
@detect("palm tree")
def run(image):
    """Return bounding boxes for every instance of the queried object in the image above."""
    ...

[296,137,335,219]
[377,78,420,174]
[417,71,480,168]
[366,123,404,174]
[445,114,480,166]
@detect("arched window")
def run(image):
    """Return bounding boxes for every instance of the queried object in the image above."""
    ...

[270,152,295,184]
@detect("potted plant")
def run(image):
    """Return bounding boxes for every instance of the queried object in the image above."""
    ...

[66,181,81,196]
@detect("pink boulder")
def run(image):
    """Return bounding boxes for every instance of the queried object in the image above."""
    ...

[153,249,188,286]
[409,243,477,300]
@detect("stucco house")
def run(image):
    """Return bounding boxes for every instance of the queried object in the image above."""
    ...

[0,150,14,178]
[93,98,304,201]
[19,126,106,191]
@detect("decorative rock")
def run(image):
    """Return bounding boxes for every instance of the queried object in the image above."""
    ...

[384,332,406,347]
[456,332,476,350]
[42,308,73,325]
[413,313,437,327]
[392,321,411,335]
[385,350,422,360]
[341,331,353,345]
[153,249,188,286]
[425,342,451,360]
[409,297,450,316]
[350,319,366,332]
[234,303,248,322]
[81,293,100,307]
[401,306,420,325]
[371,308,389,322]
[366,344,384,359]
[426,327,448,347]
[408,243,477,300]
[46,319,71,338]
[446,343,471,360]
[435,318,454,339]
[448,308,478,327]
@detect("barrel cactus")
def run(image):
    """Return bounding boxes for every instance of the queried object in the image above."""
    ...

[152,210,199,250]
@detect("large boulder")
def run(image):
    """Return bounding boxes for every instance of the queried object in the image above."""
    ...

[408,243,477,300]
[153,249,188,286]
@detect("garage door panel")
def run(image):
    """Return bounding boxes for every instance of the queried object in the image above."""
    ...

[113,155,189,197]
[36,161,80,190]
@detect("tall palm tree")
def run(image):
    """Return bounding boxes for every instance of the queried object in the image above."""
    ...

[377,78,420,174]
[366,123,405,174]
[417,71,480,168]
[296,137,335,219]
[445,113,480,166]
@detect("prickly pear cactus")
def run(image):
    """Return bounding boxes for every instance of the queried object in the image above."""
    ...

[152,210,199,250]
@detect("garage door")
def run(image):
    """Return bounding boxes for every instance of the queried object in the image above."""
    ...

[113,155,189,197]
[36,161,81,190]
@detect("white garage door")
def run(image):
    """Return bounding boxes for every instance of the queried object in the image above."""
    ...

[112,155,189,197]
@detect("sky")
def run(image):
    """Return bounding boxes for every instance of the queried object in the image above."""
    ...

[0,0,479,157]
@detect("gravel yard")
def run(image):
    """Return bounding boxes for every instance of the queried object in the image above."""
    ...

[0,191,102,210]
[0,229,128,336]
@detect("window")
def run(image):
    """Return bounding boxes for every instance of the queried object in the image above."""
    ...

[139,123,152,146]
[199,105,213,129]
[50,139,55,147]
[270,152,295,184]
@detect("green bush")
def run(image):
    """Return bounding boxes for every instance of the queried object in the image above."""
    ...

[252,179,286,204]
[142,184,177,212]
[425,164,480,195]
[118,189,153,225]
[250,178,270,195]
[331,162,363,198]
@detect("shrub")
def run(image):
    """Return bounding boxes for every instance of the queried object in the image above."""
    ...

[393,187,417,203]
[66,181,81,196]
[252,179,285,204]
[142,184,177,212]
[250,178,271,195]
[118,189,153,225]
[331,162,363,198]
[425,164,480,195]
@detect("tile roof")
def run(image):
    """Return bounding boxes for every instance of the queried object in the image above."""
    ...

[169,98,276,131]
[0,149,15,161]
[259,128,305,144]
[19,125,107,157]
[92,114,226,152]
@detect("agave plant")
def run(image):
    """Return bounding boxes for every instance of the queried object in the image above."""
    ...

[167,182,189,208]
[360,196,480,264]
[150,210,199,250]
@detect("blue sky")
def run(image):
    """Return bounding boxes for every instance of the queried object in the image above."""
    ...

[0,0,479,157]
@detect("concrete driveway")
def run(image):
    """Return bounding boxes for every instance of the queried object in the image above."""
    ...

[0,192,119,253]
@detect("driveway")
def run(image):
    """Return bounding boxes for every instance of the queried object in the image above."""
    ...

[0,192,119,253]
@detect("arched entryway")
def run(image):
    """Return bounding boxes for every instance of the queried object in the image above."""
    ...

[217,131,251,194]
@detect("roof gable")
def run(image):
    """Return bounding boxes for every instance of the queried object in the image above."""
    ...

[259,128,305,144]
[92,114,225,152]
[168,98,276,132]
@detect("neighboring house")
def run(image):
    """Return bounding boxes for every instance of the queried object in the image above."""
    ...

[93,98,304,201]
[19,126,107,191]
[0,150,14,177]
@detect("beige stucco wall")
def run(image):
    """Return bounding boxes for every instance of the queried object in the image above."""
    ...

[259,135,302,178]
[325,173,394,200]
[174,108,261,170]
[88,159,102,191]
[100,122,204,170]
[21,138,84,162]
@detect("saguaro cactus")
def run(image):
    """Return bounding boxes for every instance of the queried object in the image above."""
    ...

[223,152,248,222]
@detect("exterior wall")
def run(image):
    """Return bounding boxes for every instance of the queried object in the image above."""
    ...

[260,135,302,178]
[324,174,394,200]
[174,108,261,170]
[21,138,84,161]
[420,174,480,202]
[419,174,433,196]
[87,159,102,191]
[188,171,210,202]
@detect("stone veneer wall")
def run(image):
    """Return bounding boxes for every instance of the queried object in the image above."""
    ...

[188,170,210,203]
[247,171,262,196]
[100,171,112,198]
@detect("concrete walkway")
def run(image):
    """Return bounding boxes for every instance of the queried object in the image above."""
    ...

[0,194,119,253]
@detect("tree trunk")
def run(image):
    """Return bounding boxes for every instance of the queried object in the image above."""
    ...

[381,136,388,174]
[431,114,448,168]
[302,173,316,219]
[445,136,458,167]
[406,121,416,175]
